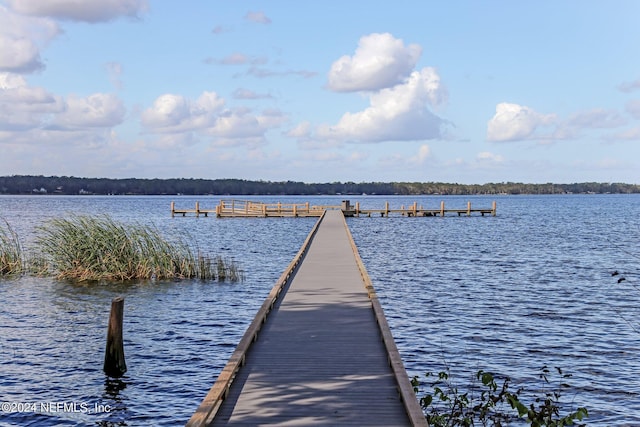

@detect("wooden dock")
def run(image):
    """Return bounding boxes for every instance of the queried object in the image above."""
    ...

[171,199,496,218]
[186,210,427,426]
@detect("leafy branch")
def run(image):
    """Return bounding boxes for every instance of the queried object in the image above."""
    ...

[413,366,588,426]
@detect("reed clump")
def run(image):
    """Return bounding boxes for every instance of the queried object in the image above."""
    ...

[0,219,24,276]
[31,215,242,282]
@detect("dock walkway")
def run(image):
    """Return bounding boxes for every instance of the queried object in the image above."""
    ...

[186,210,426,426]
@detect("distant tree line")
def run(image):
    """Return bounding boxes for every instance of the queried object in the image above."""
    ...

[0,175,638,196]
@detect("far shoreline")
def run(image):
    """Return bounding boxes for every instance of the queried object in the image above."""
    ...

[1,175,639,196]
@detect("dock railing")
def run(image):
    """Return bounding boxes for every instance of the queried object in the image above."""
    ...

[216,199,332,217]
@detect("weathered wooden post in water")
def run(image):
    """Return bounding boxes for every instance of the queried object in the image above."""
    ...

[104,297,127,378]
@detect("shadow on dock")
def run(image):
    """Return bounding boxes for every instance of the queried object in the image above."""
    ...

[185,210,427,426]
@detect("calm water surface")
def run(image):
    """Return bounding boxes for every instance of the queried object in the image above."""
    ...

[0,194,639,425]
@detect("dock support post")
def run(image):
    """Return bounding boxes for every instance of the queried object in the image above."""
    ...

[492,201,497,216]
[195,201,200,218]
[413,202,417,217]
[385,201,389,217]
[170,201,175,218]
[355,202,360,217]
[104,297,126,378]
[467,201,471,216]
[440,201,445,217]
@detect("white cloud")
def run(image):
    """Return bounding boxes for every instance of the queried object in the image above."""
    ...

[0,73,63,130]
[410,144,431,164]
[0,35,43,73]
[286,121,311,139]
[141,91,286,145]
[141,92,224,131]
[7,0,149,23]
[141,94,191,129]
[0,73,125,146]
[319,67,447,143]
[0,6,60,73]
[489,104,633,144]
[487,102,556,142]
[208,109,270,139]
[55,93,126,128]
[327,33,421,92]
[0,72,24,89]
[477,151,504,163]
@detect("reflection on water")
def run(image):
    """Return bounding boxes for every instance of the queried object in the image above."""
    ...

[0,194,639,425]
[99,377,128,426]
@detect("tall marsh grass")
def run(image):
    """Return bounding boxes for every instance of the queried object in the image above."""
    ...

[1,215,242,282]
[0,219,23,276]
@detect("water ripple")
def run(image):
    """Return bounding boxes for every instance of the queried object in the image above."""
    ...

[349,194,640,425]
[1,194,640,425]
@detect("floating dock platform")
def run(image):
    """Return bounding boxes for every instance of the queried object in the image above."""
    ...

[171,199,496,218]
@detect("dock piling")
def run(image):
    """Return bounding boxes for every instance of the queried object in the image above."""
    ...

[104,297,126,378]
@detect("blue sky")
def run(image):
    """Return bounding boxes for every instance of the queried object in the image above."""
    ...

[1,1,639,184]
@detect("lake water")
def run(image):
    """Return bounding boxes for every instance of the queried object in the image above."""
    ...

[0,194,639,426]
